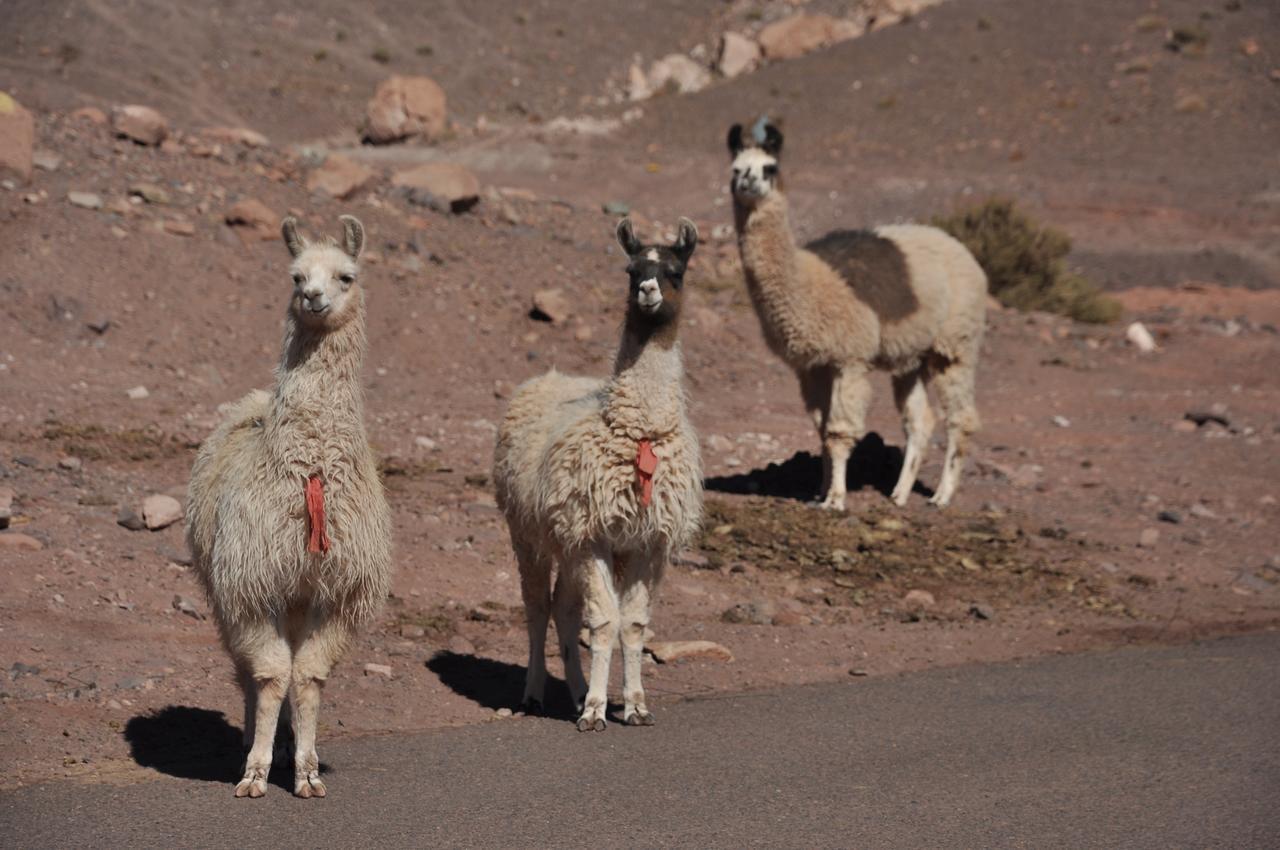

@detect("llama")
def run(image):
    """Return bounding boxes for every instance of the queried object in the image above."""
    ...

[186,215,392,798]
[493,217,703,731]
[728,119,987,509]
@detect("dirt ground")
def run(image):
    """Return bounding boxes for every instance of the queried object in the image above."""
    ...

[1,0,1278,790]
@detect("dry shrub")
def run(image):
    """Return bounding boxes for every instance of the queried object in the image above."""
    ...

[933,198,1121,323]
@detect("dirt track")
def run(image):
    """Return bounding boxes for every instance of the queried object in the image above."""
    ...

[1,0,1278,790]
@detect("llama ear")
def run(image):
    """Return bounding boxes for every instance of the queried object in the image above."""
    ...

[727,124,744,155]
[281,217,305,258]
[673,217,698,261]
[761,123,783,157]
[616,217,642,257]
[339,215,365,260]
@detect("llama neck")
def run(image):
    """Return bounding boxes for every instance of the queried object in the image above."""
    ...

[734,193,814,343]
[266,295,369,465]
[604,321,686,440]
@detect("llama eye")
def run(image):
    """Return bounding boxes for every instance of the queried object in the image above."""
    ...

[292,273,305,286]
[763,164,778,178]
[339,273,355,285]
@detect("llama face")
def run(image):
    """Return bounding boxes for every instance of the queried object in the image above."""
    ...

[616,217,698,326]
[282,216,365,329]
[727,121,783,204]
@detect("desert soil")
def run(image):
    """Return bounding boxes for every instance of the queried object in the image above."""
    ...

[1,0,1277,789]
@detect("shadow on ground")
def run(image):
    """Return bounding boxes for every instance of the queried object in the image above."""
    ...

[124,705,308,791]
[426,651,581,722]
[704,433,923,501]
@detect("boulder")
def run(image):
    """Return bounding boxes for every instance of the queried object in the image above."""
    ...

[112,105,169,145]
[364,75,447,144]
[390,161,479,213]
[0,92,35,182]
[718,32,761,78]
[758,13,864,61]
[306,154,375,199]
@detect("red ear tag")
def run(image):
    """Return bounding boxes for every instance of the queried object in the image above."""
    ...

[305,475,331,553]
[635,440,659,507]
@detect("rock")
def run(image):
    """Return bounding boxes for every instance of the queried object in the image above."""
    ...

[1138,527,1160,548]
[530,288,573,324]
[1174,93,1208,114]
[117,507,146,531]
[306,154,375,199]
[1185,410,1230,428]
[141,494,183,530]
[848,668,869,677]
[446,635,476,655]
[721,601,774,625]
[363,663,394,678]
[126,385,149,400]
[969,603,995,620]
[71,106,108,125]
[1189,503,1217,520]
[1051,415,1071,428]
[58,456,82,471]
[112,105,169,145]
[163,218,195,237]
[224,198,278,241]
[364,75,448,143]
[414,435,438,451]
[0,92,35,182]
[68,191,103,210]
[645,54,712,96]
[391,162,480,213]
[128,182,170,205]
[1157,509,1182,525]
[399,624,425,639]
[0,486,12,529]
[627,64,650,101]
[495,707,513,718]
[200,126,269,147]
[771,610,806,627]
[758,13,863,61]
[1172,419,1199,433]
[673,550,709,569]
[32,150,61,172]
[718,32,761,78]
[1126,321,1157,352]
[602,200,631,216]
[902,589,936,610]
[0,532,43,551]
[172,595,204,619]
[646,640,733,664]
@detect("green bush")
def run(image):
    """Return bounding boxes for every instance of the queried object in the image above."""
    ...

[933,198,1121,323]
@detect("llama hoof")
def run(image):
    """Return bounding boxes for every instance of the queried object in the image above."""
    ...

[816,495,847,511]
[294,771,327,799]
[519,697,544,716]
[234,769,268,799]
[927,493,950,509]
[576,704,607,732]
[625,710,656,727]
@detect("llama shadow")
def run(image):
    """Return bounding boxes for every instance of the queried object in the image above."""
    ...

[124,705,315,791]
[705,432,927,501]
[426,650,581,723]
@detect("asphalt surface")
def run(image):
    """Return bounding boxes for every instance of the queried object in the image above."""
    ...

[3,634,1278,849]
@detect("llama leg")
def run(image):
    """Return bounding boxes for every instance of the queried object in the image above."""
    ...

[619,554,662,726]
[288,613,352,799]
[799,366,834,501]
[231,619,291,798]
[552,566,587,713]
[515,540,552,713]
[927,358,980,507]
[578,548,620,732]
[235,660,256,751]
[820,367,872,511]
[890,370,935,506]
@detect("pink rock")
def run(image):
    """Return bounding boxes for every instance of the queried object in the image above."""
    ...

[112,105,169,145]
[646,640,734,664]
[364,76,447,144]
[306,154,376,199]
[390,161,479,212]
[0,532,43,551]
[0,92,35,182]
[758,13,864,61]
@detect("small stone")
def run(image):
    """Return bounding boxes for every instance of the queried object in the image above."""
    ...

[163,218,195,237]
[307,154,376,199]
[969,603,995,620]
[1188,503,1217,520]
[646,640,734,664]
[399,624,425,639]
[959,556,981,572]
[68,191,103,210]
[903,589,936,610]
[58,456,82,471]
[771,610,805,627]
[1172,419,1199,433]
[1186,410,1230,428]
[111,105,169,145]
[1157,509,1182,525]
[602,200,630,216]
[71,106,108,125]
[446,635,476,655]
[643,54,711,96]
[171,595,204,619]
[32,150,61,172]
[721,601,774,625]
[530,288,573,324]
[1051,415,1071,428]
[223,198,278,241]
[363,663,394,678]
[0,486,12,529]
[0,532,43,551]
[673,550,709,569]
[718,32,761,78]
[128,182,170,205]
[117,507,146,531]
[141,494,183,530]
[1174,93,1208,114]
[87,318,111,334]
[495,707,513,718]
[126,385,149,400]
[1126,322,1157,352]
[414,436,438,451]
[848,668,869,677]
[1138,528,1160,548]
[200,126,269,147]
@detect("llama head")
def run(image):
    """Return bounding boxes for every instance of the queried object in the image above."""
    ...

[727,117,783,205]
[616,216,698,328]
[282,215,365,330]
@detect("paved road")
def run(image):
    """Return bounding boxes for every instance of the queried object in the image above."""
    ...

[3,634,1278,849]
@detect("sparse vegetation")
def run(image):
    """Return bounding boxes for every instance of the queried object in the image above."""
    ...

[933,198,1122,323]
[371,47,392,64]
